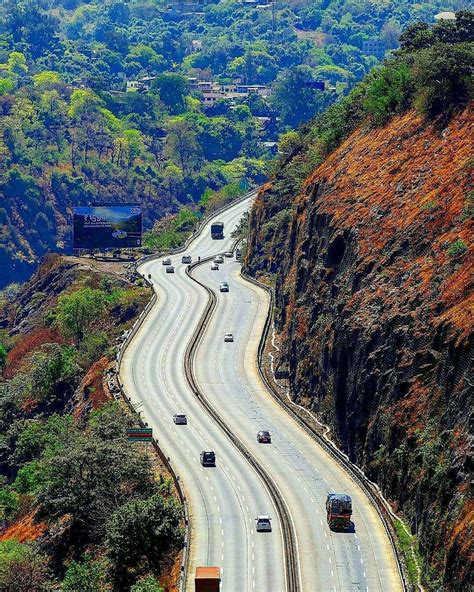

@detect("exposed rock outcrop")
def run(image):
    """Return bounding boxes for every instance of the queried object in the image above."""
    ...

[246,108,473,590]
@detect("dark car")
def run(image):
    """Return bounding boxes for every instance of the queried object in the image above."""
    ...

[257,430,271,443]
[200,450,216,467]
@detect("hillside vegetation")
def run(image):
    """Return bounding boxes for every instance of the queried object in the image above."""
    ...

[246,14,473,591]
[0,0,462,287]
[0,256,183,591]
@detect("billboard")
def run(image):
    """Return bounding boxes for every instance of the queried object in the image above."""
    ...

[73,204,142,249]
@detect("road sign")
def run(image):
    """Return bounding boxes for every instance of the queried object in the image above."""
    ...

[127,427,153,442]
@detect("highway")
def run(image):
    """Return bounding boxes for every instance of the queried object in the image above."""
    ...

[121,196,287,591]
[121,195,403,591]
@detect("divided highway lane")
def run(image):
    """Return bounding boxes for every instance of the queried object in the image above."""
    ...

[193,259,404,592]
[121,197,287,591]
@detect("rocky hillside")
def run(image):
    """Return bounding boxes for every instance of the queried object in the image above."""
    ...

[245,22,473,590]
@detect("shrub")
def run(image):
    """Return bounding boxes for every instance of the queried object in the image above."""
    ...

[106,494,184,587]
[364,62,413,125]
[447,239,468,258]
[62,555,109,592]
[0,486,20,522]
[131,576,164,592]
[55,288,106,342]
[0,540,50,591]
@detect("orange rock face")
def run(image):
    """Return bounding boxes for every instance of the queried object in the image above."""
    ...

[247,107,473,589]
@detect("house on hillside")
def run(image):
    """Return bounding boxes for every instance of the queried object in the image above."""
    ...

[362,39,386,60]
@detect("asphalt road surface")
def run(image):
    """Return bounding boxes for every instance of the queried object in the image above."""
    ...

[121,196,403,591]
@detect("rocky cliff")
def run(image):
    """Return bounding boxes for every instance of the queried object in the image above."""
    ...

[246,107,473,590]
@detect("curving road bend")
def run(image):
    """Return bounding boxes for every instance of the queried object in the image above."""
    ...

[121,194,403,592]
[121,197,287,591]
[192,256,403,592]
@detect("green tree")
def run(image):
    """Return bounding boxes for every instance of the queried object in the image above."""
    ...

[36,436,155,540]
[62,555,109,592]
[151,74,189,115]
[55,288,106,342]
[131,576,164,592]
[271,66,331,128]
[364,62,413,125]
[106,493,184,587]
[0,342,6,375]
[413,43,473,118]
[0,540,50,591]
[164,118,201,174]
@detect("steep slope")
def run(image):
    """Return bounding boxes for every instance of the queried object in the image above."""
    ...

[246,106,473,590]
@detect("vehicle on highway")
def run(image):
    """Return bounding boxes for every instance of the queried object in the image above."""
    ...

[326,493,352,530]
[219,282,229,292]
[214,255,224,264]
[173,413,187,425]
[181,255,192,264]
[257,430,271,443]
[200,451,216,467]
[224,333,234,342]
[224,251,233,258]
[235,248,242,260]
[255,515,272,532]
[162,258,172,265]
[211,221,224,239]
[166,266,175,273]
[195,567,221,592]
[211,263,219,271]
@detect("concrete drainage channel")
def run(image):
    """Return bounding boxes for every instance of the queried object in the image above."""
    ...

[184,254,301,592]
[241,271,410,592]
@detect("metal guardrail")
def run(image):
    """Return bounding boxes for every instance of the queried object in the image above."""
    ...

[184,254,300,592]
[115,189,258,592]
[241,270,410,592]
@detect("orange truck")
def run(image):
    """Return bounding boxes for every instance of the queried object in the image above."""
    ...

[195,567,221,592]
[326,493,352,530]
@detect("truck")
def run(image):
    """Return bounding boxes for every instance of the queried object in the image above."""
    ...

[326,493,352,530]
[211,221,224,239]
[195,566,221,592]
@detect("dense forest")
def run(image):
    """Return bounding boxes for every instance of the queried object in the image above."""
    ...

[0,0,463,287]
[246,13,473,590]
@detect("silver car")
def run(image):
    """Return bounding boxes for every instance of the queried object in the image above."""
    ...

[162,258,172,265]
[219,282,229,292]
[214,255,224,264]
[166,266,175,273]
[211,263,219,271]
[255,515,272,532]
[224,333,234,342]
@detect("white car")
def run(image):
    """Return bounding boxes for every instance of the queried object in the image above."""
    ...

[112,229,127,239]
[224,333,234,342]
[211,263,219,271]
[181,255,192,264]
[214,255,224,264]
[224,251,233,258]
[255,515,272,532]
[162,258,172,265]
[219,282,229,292]
[166,266,175,273]
[173,413,187,425]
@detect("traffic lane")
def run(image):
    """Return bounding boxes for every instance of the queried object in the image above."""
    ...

[141,196,250,280]
[132,253,285,590]
[229,269,402,592]
[194,261,401,591]
[195,262,333,590]
[228,264,403,592]
[153,261,286,592]
[126,270,250,588]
